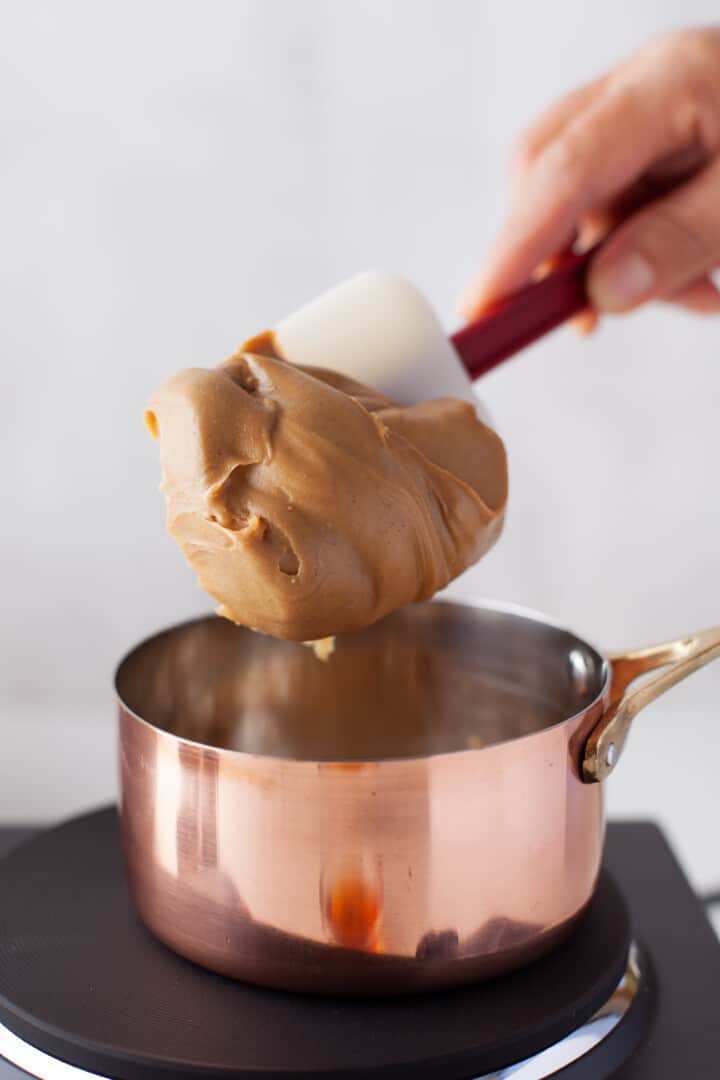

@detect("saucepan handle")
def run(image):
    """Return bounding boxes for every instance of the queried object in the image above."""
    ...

[582,626,720,783]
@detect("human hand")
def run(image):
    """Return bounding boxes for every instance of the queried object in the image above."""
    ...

[460,29,720,324]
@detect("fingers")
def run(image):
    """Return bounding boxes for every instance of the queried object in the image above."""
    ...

[587,156,720,311]
[459,32,720,319]
[665,275,720,314]
[508,78,605,184]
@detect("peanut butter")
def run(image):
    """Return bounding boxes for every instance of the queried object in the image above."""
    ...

[146,336,507,642]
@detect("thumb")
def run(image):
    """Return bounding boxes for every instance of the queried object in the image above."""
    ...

[588,158,720,313]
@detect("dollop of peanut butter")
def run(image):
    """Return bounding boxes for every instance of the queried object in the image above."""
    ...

[146,336,507,642]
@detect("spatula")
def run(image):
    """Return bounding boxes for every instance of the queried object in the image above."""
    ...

[272,248,593,405]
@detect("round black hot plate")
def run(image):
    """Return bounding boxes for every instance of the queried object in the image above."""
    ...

[0,808,636,1079]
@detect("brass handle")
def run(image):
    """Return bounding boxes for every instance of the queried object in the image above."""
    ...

[582,626,720,783]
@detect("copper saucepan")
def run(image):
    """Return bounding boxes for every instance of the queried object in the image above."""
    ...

[115,600,720,996]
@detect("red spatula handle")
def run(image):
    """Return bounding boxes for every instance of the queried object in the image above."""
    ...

[451,246,597,380]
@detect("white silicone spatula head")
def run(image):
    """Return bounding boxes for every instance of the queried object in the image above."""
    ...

[274,271,480,409]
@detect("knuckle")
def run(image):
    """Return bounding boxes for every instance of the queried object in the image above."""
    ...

[670,78,720,151]
[646,29,711,67]
[638,30,720,96]
[672,29,720,71]
[651,203,718,268]
[550,124,589,180]
[541,118,602,211]
[638,30,720,150]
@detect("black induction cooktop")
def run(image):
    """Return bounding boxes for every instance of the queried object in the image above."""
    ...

[0,816,717,1079]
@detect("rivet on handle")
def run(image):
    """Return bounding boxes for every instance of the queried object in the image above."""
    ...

[582,626,720,784]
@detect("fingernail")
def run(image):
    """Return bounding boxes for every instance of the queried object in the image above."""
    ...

[572,310,599,337]
[590,253,655,311]
[457,280,488,321]
[456,289,475,320]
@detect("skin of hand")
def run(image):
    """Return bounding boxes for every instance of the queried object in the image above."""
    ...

[460,28,720,325]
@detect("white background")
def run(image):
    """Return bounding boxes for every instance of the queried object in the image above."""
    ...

[1,2,718,893]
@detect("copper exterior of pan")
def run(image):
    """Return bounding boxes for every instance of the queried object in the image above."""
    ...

[115,600,720,996]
